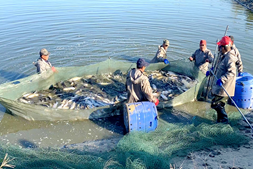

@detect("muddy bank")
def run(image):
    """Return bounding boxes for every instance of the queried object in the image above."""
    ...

[235,0,253,11]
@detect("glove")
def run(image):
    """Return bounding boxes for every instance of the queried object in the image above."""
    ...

[164,59,170,64]
[155,98,159,106]
[51,66,57,72]
[216,79,223,86]
[238,72,243,77]
[206,71,210,77]
[206,67,213,77]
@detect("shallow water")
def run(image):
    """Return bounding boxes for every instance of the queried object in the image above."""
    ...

[0,0,253,148]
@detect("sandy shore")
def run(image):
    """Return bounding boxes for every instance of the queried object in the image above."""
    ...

[235,0,253,11]
[171,113,253,169]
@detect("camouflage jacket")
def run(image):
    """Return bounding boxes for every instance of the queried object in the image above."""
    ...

[34,58,52,74]
[211,49,237,97]
[150,45,167,63]
[191,48,214,74]
[232,44,243,73]
[126,68,155,103]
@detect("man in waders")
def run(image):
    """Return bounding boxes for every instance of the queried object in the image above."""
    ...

[206,36,237,123]
[229,35,244,76]
[34,48,57,74]
[189,40,214,74]
[126,58,159,106]
[150,39,170,64]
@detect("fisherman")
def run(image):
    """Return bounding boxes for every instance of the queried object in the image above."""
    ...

[189,40,214,74]
[150,39,170,64]
[229,35,243,76]
[34,48,57,74]
[126,58,159,105]
[206,36,237,123]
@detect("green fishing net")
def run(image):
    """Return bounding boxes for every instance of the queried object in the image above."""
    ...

[0,114,249,169]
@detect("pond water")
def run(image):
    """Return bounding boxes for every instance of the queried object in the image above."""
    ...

[0,0,253,148]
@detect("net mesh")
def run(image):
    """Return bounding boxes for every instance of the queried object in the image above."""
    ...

[0,112,249,169]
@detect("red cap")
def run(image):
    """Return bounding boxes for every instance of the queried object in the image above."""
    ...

[200,40,206,45]
[217,36,232,46]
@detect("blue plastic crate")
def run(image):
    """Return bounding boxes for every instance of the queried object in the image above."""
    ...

[232,73,253,109]
[124,102,158,133]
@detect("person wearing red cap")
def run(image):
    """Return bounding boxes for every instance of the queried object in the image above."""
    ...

[150,39,170,64]
[229,35,244,76]
[206,36,237,123]
[126,58,159,106]
[189,40,214,74]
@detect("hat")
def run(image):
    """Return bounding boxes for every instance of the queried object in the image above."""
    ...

[39,48,50,56]
[217,36,232,46]
[163,39,169,46]
[229,35,234,42]
[137,58,149,68]
[200,40,206,45]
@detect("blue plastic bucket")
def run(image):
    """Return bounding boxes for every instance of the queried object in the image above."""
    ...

[124,102,158,133]
[232,72,253,109]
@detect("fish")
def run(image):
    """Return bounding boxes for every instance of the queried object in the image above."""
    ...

[98,82,111,86]
[152,84,157,92]
[177,86,184,93]
[68,77,82,82]
[85,75,93,79]
[162,91,171,95]
[58,99,68,109]
[26,93,39,99]
[52,102,59,108]
[83,83,89,87]
[167,71,177,76]
[70,102,76,110]
[63,87,76,91]
[168,94,173,97]
[113,96,119,103]
[19,98,30,104]
[160,94,168,101]
[119,95,127,100]
[18,69,197,110]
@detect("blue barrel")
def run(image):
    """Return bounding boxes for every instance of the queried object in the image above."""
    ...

[124,102,158,133]
[232,72,253,109]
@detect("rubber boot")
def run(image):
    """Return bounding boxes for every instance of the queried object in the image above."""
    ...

[216,104,228,124]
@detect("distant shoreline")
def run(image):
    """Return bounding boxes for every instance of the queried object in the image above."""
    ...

[235,0,253,11]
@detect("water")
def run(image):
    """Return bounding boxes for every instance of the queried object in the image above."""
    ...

[0,0,253,148]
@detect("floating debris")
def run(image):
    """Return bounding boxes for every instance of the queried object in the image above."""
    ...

[18,70,197,109]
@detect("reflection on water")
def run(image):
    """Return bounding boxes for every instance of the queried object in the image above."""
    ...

[231,1,253,28]
[246,10,253,28]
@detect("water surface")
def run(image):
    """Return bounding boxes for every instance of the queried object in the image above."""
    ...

[0,0,253,148]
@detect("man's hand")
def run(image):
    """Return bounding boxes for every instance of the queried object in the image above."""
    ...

[164,59,170,64]
[189,57,194,61]
[206,71,210,77]
[238,72,243,77]
[216,79,223,87]
[51,66,58,73]
[154,98,159,106]
[206,67,214,77]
